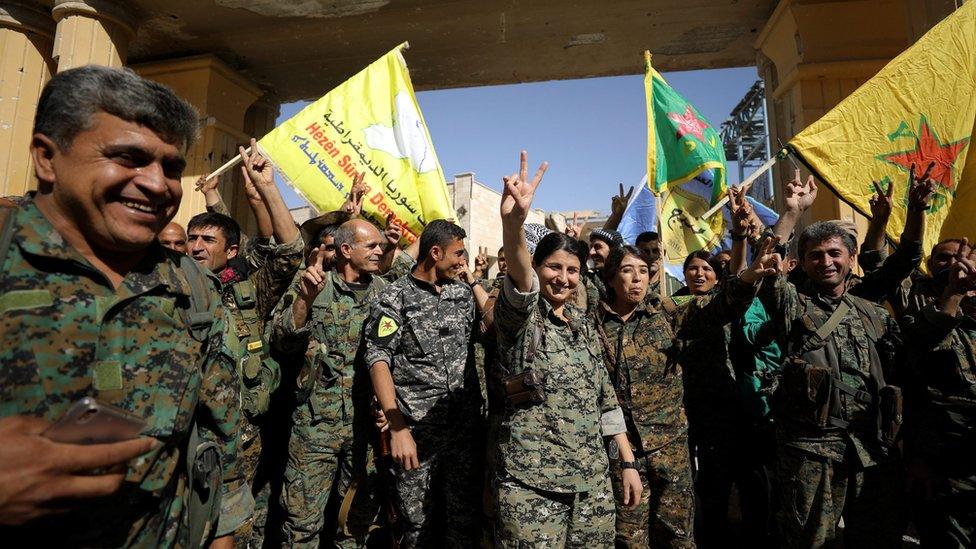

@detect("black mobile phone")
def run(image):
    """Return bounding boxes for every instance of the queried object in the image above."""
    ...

[43,397,147,445]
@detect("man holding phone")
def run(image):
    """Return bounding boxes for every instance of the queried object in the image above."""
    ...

[0,66,248,547]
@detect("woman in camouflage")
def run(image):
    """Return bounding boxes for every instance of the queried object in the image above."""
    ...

[597,236,782,547]
[490,151,643,548]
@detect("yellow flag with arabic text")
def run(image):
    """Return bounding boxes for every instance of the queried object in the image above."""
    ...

[788,2,976,257]
[258,44,452,243]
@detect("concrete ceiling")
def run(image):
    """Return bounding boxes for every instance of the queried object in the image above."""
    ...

[126,0,777,102]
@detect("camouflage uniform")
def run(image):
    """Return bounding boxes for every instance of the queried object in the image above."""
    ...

[269,271,387,547]
[596,276,759,548]
[491,273,626,548]
[363,274,481,548]
[0,197,250,545]
[899,276,976,547]
[217,234,303,547]
[761,276,905,548]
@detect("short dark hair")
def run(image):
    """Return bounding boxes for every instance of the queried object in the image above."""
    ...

[635,231,660,245]
[931,237,968,256]
[602,245,648,302]
[316,223,340,244]
[34,65,199,151]
[419,220,466,260]
[188,212,241,248]
[532,232,588,267]
[682,250,716,274]
[798,221,856,259]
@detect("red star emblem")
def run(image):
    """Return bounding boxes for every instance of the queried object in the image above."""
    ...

[381,320,393,330]
[879,116,969,190]
[668,106,709,142]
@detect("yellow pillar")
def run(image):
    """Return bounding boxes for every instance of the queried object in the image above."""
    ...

[0,1,55,196]
[133,55,267,229]
[756,0,957,244]
[51,0,135,71]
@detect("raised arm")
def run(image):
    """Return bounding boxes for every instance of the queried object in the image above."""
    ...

[862,177,894,263]
[728,186,752,275]
[240,139,300,246]
[900,162,937,245]
[772,169,818,246]
[501,151,548,293]
[378,211,403,275]
[603,183,634,231]
[238,167,274,239]
[852,167,934,304]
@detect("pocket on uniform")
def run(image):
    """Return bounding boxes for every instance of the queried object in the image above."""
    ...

[402,324,428,358]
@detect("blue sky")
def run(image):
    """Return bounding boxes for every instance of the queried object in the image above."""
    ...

[275,66,760,213]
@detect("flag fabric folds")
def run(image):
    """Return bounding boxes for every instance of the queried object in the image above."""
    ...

[643,51,733,279]
[788,1,976,257]
[258,43,453,243]
[644,51,729,206]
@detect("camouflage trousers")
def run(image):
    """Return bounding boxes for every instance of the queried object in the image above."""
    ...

[612,437,695,548]
[390,423,480,548]
[494,472,615,548]
[234,422,265,549]
[280,410,373,549]
[776,443,904,548]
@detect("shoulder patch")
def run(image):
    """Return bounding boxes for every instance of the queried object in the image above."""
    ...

[377,315,399,338]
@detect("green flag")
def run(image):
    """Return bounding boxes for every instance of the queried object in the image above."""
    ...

[644,51,728,205]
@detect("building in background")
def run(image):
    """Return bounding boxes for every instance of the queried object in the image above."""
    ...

[447,172,545,277]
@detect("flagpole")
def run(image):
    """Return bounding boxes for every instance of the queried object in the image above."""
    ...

[655,189,674,308]
[701,152,781,219]
[203,148,249,182]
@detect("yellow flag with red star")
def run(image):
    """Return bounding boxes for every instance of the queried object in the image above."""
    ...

[788,1,976,256]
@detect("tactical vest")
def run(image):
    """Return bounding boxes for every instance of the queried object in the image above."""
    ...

[229,279,280,419]
[0,204,224,548]
[302,274,371,424]
[776,293,902,450]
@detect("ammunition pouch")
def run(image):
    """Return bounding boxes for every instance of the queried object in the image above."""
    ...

[294,357,321,406]
[779,358,833,428]
[502,369,546,408]
[878,385,903,450]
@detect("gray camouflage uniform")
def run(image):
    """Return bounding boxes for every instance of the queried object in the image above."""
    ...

[363,273,481,548]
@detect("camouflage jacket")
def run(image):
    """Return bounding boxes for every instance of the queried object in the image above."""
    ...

[218,234,303,335]
[364,274,479,425]
[596,276,759,454]
[217,234,302,423]
[0,198,247,545]
[270,271,387,429]
[493,273,626,493]
[762,275,902,467]
[899,276,976,460]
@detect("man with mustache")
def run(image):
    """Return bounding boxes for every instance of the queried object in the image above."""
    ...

[900,238,976,547]
[762,214,917,547]
[0,65,247,547]
[270,217,400,546]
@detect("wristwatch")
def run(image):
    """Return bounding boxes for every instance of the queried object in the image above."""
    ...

[619,460,638,470]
